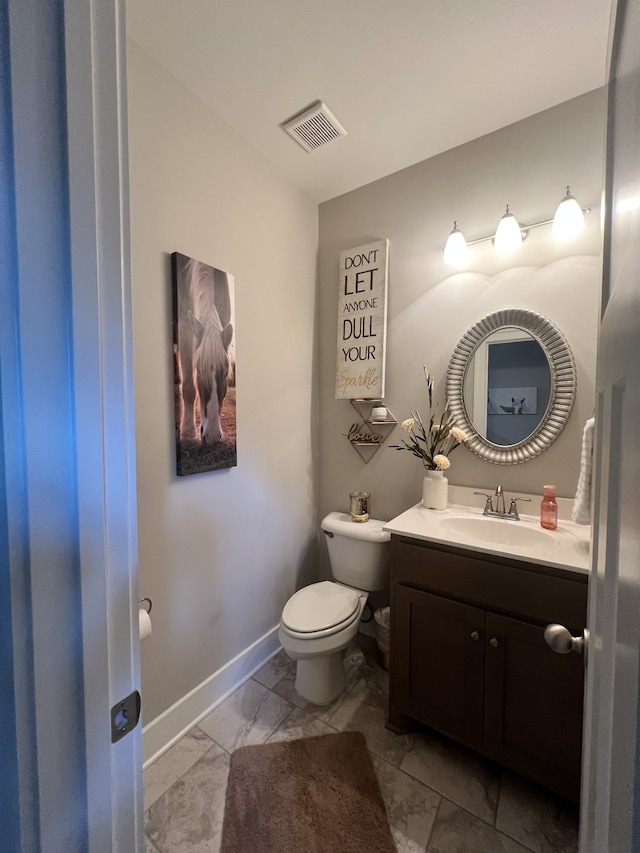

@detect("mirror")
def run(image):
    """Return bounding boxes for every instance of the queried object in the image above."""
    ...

[446,309,576,465]
[464,328,552,445]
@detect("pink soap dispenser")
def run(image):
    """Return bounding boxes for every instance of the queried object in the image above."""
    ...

[540,485,558,531]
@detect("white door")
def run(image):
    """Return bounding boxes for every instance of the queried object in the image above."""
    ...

[1,1,142,850]
[580,1,640,849]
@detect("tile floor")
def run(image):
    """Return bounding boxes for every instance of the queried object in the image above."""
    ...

[144,636,579,852]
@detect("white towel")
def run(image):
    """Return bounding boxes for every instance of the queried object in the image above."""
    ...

[572,417,595,525]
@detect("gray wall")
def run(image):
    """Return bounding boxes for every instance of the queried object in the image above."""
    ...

[318,90,605,540]
[128,41,319,723]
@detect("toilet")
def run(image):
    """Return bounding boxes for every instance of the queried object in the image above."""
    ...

[278,511,391,705]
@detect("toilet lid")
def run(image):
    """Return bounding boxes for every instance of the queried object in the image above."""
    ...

[282,581,361,634]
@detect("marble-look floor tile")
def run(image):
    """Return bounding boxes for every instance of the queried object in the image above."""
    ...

[144,727,215,810]
[266,706,337,743]
[198,679,293,752]
[400,729,500,824]
[495,772,579,853]
[428,799,531,853]
[143,644,579,853]
[252,648,292,689]
[328,675,412,768]
[146,744,229,853]
[145,835,161,853]
[372,754,441,853]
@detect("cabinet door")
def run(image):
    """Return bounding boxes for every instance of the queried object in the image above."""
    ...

[484,612,584,800]
[395,585,485,750]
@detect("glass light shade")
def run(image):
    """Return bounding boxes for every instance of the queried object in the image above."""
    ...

[493,206,523,254]
[443,222,469,265]
[551,189,585,241]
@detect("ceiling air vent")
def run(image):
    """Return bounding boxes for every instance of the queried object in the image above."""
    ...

[282,101,347,153]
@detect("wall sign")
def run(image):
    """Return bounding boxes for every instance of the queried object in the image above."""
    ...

[335,238,389,399]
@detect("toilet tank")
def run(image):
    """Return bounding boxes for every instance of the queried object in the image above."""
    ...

[321,512,390,592]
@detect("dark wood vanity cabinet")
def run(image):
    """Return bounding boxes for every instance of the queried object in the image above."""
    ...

[388,536,588,801]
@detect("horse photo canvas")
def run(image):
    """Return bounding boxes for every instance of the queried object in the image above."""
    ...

[172,252,237,475]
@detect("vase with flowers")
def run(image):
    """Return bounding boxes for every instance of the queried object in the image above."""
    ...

[391,366,468,509]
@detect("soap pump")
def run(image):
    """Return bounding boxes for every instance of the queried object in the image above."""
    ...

[540,484,558,531]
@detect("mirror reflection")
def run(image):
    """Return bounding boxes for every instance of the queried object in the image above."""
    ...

[463,328,551,447]
[446,308,576,465]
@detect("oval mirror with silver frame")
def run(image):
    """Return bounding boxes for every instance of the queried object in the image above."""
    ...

[446,309,576,465]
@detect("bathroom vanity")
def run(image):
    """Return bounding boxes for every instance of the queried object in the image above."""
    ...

[385,501,589,802]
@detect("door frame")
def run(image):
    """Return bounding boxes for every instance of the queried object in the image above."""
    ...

[580,0,640,848]
[65,0,143,848]
[1,1,141,849]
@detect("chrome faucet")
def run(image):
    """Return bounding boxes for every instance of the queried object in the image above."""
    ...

[473,486,531,521]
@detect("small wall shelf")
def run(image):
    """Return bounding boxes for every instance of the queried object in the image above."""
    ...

[346,399,397,463]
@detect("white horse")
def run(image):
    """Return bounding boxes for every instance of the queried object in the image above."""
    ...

[174,254,233,445]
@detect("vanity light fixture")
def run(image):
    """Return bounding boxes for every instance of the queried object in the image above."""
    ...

[493,204,524,254]
[551,186,585,242]
[443,221,469,265]
[443,187,589,264]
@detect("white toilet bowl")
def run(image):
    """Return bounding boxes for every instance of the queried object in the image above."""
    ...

[278,581,368,705]
[278,513,390,705]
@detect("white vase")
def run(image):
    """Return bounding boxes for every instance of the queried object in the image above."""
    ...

[422,470,448,510]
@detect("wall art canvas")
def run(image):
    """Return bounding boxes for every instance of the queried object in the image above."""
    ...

[335,238,389,400]
[172,252,236,475]
[488,386,538,415]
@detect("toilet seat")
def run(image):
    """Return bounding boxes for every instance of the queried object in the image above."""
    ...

[281,581,361,639]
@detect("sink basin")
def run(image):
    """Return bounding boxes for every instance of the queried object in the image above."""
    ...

[440,515,556,548]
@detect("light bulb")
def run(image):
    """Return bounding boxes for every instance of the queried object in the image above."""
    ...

[493,205,523,254]
[552,186,585,241]
[443,221,469,265]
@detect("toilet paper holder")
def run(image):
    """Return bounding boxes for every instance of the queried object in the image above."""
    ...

[139,597,152,614]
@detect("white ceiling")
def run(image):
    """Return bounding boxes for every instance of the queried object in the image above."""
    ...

[126,0,612,203]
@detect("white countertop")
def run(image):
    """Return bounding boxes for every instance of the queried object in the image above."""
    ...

[384,498,591,574]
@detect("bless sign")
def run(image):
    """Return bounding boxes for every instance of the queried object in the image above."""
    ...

[335,238,389,399]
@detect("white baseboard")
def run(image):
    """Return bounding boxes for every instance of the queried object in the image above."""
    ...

[142,625,281,768]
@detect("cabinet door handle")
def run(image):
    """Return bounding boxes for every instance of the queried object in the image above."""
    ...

[489,637,499,648]
[470,630,480,641]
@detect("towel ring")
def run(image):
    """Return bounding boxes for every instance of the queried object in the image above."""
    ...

[139,597,152,614]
